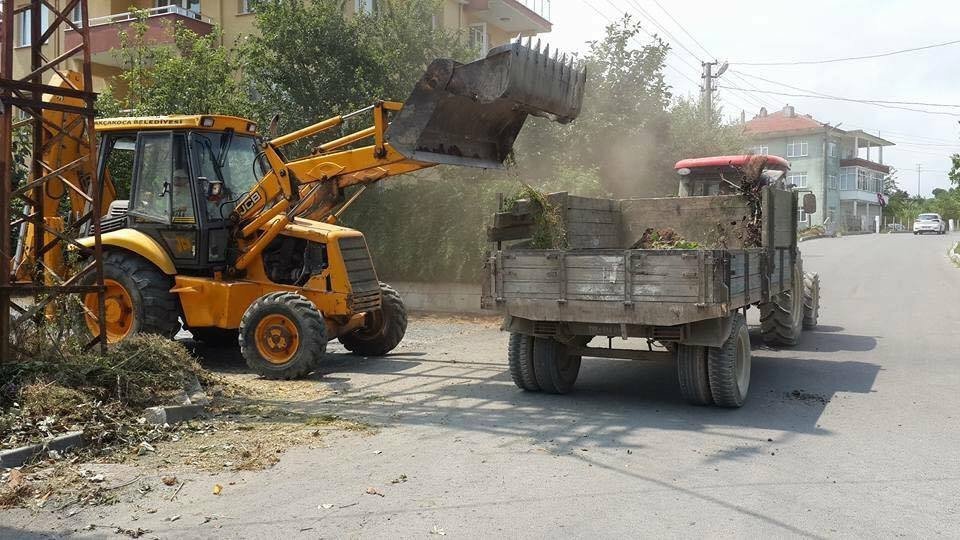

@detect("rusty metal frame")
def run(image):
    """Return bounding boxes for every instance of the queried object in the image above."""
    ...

[0,0,104,361]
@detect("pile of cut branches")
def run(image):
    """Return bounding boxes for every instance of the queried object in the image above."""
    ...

[504,184,568,249]
[633,227,701,249]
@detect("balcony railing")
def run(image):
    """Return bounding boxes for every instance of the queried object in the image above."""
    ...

[515,0,551,20]
[85,5,214,28]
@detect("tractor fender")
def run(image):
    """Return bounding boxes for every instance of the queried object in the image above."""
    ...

[75,229,177,275]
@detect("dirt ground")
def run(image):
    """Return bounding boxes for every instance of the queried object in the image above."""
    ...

[2,234,960,537]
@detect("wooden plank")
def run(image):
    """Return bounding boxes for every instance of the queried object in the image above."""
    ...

[565,196,616,211]
[565,208,619,224]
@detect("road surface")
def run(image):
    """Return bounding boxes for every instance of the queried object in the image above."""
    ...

[3,233,959,538]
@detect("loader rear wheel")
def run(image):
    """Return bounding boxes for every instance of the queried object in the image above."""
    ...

[759,264,803,346]
[707,314,751,408]
[507,333,539,391]
[190,327,240,347]
[338,283,407,357]
[82,251,179,342]
[239,292,327,380]
[676,343,713,406]
[532,337,580,394]
[802,273,821,330]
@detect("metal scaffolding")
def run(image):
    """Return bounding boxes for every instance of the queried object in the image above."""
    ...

[0,0,104,360]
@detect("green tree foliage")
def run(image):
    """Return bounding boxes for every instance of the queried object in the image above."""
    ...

[949,153,960,188]
[97,9,252,117]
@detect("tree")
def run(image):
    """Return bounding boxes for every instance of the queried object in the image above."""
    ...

[97,9,252,117]
[662,97,746,182]
[949,153,960,188]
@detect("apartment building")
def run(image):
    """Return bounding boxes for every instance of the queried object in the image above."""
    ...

[745,105,894,232]
[9,0,552,92]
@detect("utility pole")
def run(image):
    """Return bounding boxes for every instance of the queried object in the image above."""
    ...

[700,61,728,118]
[917,163,922,198]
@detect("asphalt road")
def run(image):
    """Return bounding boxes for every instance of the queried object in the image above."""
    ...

[4,233,959,538]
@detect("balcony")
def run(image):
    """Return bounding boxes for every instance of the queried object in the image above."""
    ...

[65,6,214,67]
[465,0,552,34]
[839,165,887,204]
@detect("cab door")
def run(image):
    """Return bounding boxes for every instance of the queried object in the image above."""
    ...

[129,131,201,268]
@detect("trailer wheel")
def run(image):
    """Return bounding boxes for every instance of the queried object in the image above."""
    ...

[707,314,751,408]
[759,265,803,346]
[676,344,713,406]
[507,333,539,391]
[532,337,581,394]
[802,272,820,330]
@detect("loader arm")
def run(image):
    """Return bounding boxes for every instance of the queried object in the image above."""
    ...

[230,40,587,272]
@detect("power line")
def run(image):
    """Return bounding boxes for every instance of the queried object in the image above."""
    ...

[716,85,960,118]
[648,0,712,59]
[731,38,960,66]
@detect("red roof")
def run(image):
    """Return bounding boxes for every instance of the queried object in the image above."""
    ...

[744,110,823,135]
[674,155,790,172]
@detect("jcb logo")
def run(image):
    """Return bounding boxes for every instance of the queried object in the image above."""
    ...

[238,191,263,214]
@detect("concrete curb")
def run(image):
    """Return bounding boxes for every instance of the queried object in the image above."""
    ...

[144,404,205,425]
[0,431,85,468]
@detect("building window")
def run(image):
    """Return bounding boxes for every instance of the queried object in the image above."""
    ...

[238,0,252,14]
[749,145,768,155]
[156,0,201,15]
[786,139,809,158]
[787,173,808,188]
[16,7,51,48]
[840,167,855,190]
[355,0,378,14]
[798,207,808,224]
[827,141,837,157]
[468,23,489,57]
[828,174,838,190]
[71,4,83,25]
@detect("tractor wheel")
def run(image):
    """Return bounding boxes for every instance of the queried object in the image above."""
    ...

[190,327,240,347]
[676,343,713,406]
[338,283,407,357]
[759,264,804,346]
[239,292,327,380]
[507,333,539,391]
[707,314,751,408]
[532,337,581,394]
[82,251,180,343]
[802,272,821,330]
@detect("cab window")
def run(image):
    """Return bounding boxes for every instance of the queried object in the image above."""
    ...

[130,132,194,224]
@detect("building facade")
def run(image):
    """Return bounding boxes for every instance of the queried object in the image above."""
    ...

[8,0,552,92]
[745,105,894,232]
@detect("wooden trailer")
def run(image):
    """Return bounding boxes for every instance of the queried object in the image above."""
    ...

[482,155,822,407]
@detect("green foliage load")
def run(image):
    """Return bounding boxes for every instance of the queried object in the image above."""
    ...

[505,185,568,250]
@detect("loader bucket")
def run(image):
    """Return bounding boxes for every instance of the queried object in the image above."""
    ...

[387,39,587,169]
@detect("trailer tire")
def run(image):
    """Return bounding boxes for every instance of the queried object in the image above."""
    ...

[338,283,407,357]
[532,337,580,394]
[760,265,803,346]
[507,333,539,391]
[802,272,820,330]
[707,314,751,408]
[676,344,713,406]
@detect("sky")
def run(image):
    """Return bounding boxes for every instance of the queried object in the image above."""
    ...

[544,0,960,196]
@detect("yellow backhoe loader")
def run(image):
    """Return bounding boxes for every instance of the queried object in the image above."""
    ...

[16,41,586,379]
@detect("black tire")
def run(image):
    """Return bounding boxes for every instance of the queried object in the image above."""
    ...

[759,264,803,346]
[507,333,539,391]
[676,343,713,405]
[84,250,180,340]
[707,314,751,408]
[338,282,407,357]
[190,327,240,347]
[532,337,581,394]
[802,272,820,330]
[239,292,327,380]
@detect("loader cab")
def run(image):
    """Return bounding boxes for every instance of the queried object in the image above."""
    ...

[94,115,265,273]
[674,155,791,197]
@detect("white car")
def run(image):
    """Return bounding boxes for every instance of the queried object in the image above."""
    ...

[913,213,947,235]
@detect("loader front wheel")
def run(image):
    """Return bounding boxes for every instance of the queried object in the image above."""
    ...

[507,333,539,391]
[239,292,327,380]
[532,337,580,394]
[82,251,179,342]
[338,283,407,357]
